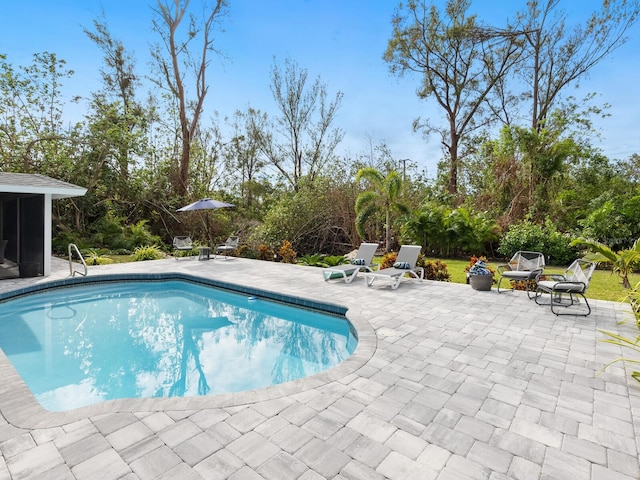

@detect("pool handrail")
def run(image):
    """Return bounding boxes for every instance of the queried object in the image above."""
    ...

[68,243,87,277]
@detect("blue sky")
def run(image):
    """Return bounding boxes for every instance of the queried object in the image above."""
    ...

[2,0,639,176]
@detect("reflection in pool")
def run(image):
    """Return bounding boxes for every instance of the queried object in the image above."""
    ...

[0,280,356,411]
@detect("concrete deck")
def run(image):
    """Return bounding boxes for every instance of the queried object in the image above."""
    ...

[0,256,638,479]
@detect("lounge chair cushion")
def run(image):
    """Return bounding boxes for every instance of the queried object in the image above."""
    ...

[351,258,366,265]
[393,261,411,269]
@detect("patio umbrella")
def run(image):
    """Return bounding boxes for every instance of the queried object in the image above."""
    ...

[177,198,234,246]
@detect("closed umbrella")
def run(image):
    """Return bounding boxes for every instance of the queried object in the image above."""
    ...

[177,198,234,246]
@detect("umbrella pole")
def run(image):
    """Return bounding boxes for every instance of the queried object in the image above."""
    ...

[206,214,211,247]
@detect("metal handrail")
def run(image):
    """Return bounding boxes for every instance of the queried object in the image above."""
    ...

[68,243,87,277]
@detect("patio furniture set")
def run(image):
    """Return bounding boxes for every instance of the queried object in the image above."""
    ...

[324,244,598,317]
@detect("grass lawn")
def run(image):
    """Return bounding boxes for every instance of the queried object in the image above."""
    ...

[430,257,638,303]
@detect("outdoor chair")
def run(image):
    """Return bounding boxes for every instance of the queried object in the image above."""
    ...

[322,242,378,284]
[496,251,546,298]
[364,245,424,290]
[173,236,194,259]
[534,259,597,316]
[215,236,239,260]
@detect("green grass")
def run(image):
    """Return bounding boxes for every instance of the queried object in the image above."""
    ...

[423,257,638,303]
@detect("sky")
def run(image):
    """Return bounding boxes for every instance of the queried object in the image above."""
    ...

[2,0,640,177]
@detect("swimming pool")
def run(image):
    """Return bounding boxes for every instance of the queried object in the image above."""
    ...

[0,278,357,411]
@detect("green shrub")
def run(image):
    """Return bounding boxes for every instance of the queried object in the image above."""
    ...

[83,249,114,265]
[133,245,164,261]
[299,253,325,267]
[322,255,350,267]
[498,219,577,265]
[236,244,257,259]
[422,259,451,281]
[127,220,161,248]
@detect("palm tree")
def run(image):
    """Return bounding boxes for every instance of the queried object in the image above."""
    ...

[571,237,640,289]
[355,167,408,252]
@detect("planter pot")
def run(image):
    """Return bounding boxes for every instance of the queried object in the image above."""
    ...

[469,274,492,291]
[19,262,40,278]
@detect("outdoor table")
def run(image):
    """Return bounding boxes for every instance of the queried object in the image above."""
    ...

[198,246,211,261]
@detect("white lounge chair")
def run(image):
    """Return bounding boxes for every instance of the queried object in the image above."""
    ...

[173,236,194,259]
[496,251,545,298]
[364,245,424,290]
[215,236,239,260]
[534,259,597,316]
[322,242,379,284]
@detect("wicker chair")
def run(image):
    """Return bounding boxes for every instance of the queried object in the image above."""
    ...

[534,259,597,316]
[496,251,546,298]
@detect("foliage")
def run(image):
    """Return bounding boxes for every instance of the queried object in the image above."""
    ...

[597,330,640,384]
[517,0,639,131]
[571,237,640,289]
[149,0,227,198]
[278,240,297,264]
[421,259,451,282]
[299,253,325,267]
[254,176,358,255]
[253,57,344,191]
[83,249,114,266]
[127,220,161,248]
[381,252,450,281]
[498,219,576,265]
[355,167,408,252]
[384,0,523,196]
[236,244,257,259]
[626,281,640,329]
[379,252,398,270]
[403,203,499,257]
[133,245,163,261]
[321,255,350,267]
[257,244,274,261]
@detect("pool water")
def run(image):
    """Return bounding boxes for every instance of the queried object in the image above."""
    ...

[0,280,356,411]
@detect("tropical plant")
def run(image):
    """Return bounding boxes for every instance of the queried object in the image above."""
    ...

[355,167,408,252]
[597,330,640,383]
[83,249,114,266]
[278,240,297,264]
[379,252,398,269]
[421,259,451,282]
[321,255,350,267]
[571,237,640,289]
[626,281,640,328]
[133,245,163,261]
[127,220,161,248]
[257,244,274,261]
[299,253,325,267]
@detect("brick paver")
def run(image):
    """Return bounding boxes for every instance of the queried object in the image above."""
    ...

[0,256,638,479]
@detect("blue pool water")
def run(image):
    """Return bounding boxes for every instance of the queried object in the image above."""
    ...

[0,280,356,411]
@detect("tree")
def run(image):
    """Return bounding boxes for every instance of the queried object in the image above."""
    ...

[226,108,268,214]
[150,0,227,199]
[355,167,408,252]
[517,0,640,132]
[0,52,77,173]
[84,16,149,184]
[384,0,523,197]
[255,57,344,191]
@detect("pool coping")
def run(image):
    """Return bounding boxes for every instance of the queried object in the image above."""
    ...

[0,273,377,429]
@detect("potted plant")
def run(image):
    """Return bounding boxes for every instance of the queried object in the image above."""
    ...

[465,256,494,291]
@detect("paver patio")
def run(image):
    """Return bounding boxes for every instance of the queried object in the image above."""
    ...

[0,255,638,479]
